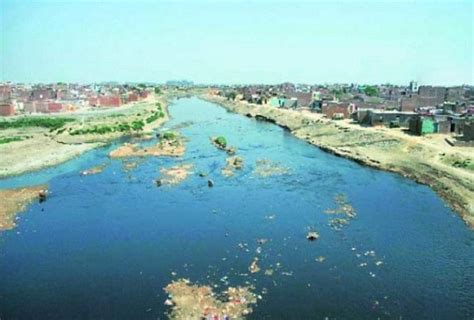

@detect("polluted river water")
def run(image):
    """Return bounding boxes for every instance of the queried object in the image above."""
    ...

[0,97,473,319]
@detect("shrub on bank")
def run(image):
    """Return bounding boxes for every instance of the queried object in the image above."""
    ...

[0,117,74,130]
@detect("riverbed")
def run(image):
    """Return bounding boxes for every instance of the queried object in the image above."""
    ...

[0,97,473,319]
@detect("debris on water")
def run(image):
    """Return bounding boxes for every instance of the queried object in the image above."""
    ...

[359,262,368,267]
[159,164,193,185]
[238,243,248,250]
[164,299,173,306]
[255,247,262,254]
[369,272,376,278]
[324,194,357,228]
[208,179,214,187]
[306,231,320,241]
[155,179,163,187]
[38,189,48,203]
[329,217,349,230]
[254,159,290,177]
[281,271,293,276]
[264,269,274,276]
[364,250,376,257]
[315,256,326,263]
[164,278,257,319]
[375,261,384,266]
[198,171,207,177]
[249,258,261,273]
[222,156,244,177]
[122,160,140,172]
[256,238,268,245]
[80,163,107,176]
[264,214,276,220]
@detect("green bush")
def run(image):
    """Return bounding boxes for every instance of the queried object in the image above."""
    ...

[0,136,24,144]
[162,131,176,140]
[146,112,160,124]
[214,136,227,148]
[131,120,145,131]
[0,117,74,130]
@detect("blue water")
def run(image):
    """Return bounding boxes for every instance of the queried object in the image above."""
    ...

[0,97,473,319]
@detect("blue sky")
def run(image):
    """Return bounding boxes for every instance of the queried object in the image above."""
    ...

[1,0,472,85]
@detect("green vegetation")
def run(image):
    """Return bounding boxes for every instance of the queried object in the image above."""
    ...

[214,136,227,148]
[131,120,145,132]
[146,103,165,123]
[0,136,24,144]
[69,121,139,135]
[0,117,74,130]
[162,131,177,140]
[363,86,378,97]
[452,159,473,170]
[154,87,162,95]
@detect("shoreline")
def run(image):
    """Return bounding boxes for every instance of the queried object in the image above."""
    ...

[201,94,474,229]
[0,94,171,179]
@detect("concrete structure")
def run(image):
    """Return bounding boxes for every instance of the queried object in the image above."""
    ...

[322,103,351,119]
[357,110,416,127]
[463,122,474,141]
[0,102,15,116]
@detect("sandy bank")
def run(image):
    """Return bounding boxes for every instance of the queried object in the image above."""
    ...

[201,94,474,229]
[109,138,185,158]
[0,94,170,178]
[0,185,47,231]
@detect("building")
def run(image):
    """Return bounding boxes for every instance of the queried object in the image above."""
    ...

[408,115,466,135]
[356,110,416,127]
[99,95,121,107]
[292,92,313,108]
[409,117,437,135]
[0,101,15,116]
[48,102,64,113]
[321,102,352,119]
[409,81,419,93]
[463,122,474,141]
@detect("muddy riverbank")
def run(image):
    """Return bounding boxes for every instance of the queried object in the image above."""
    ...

[201,94,474,228]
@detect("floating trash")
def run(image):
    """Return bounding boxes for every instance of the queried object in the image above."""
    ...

[249,258,261,273]
[306,231,320,241]
[315,256,326,263]
[164,278,257,320]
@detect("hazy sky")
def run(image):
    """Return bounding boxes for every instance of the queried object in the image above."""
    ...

[1,0,473,85]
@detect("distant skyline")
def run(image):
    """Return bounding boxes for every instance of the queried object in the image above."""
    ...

[1,0,473,86]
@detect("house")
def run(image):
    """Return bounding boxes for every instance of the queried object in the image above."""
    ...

[357,110,416,127]
[100,95,122,107]
[408,115,465,135]
[321,102,352,119]
[48,102,64,113]
[269,97,285,107]
[463,122,474,141]
[409,117,437,135]
[0,101,15,116]
[292,92,313,108]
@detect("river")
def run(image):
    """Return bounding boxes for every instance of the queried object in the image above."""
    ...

[0,97,473,319]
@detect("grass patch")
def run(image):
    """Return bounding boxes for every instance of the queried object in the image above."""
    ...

[0,136,24,144]
[0,117,75,130]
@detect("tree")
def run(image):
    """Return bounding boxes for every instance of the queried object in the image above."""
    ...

[363,86,378,97]
[154,87,162,95]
